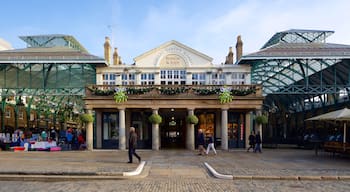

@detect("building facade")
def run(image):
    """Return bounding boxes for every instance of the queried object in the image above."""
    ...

[84,37,264,150]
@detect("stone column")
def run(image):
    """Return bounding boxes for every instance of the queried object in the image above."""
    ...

[96,111,102,148]
[86,109,94,151]
[221,108,228,150]
[186,108,195,150]
[119,108,126,150]
[152,108,160,150]
[256,109,263,146]
[245,112,252,149]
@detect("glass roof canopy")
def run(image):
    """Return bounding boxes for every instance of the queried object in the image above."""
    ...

[0,35,106,116]
[239,29,350,112]
[261,29,334,49]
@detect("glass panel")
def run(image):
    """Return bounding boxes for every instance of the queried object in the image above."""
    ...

[198,113,215,137]
[103,113,119,140]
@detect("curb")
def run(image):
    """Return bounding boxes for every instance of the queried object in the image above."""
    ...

[123,161,146,177]
[0,161,147,181]
[204,162,233,180]
[204,162,349,181]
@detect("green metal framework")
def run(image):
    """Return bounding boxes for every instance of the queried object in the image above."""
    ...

[241,30,350,102]
[239,29,350,142]
[0,35,106,131]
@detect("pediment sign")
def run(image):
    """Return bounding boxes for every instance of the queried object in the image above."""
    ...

[134,41,213,68]
[159,54,186,68]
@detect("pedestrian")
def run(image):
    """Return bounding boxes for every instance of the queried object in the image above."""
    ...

[247,131,255,152]
[66,129,73,150]
[127,127,141,163]
[197,129,206,155]
[254,131,262,153]
[206,133,217,155]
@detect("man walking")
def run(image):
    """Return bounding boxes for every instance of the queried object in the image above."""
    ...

[254,131,262,153]
[128,127,141,163]
[197,129,206,155]
[247,131,255,152]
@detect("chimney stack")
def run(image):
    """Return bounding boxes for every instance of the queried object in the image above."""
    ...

[224,46,234,64]
[118,56,122,65]
[104,37,111,64]
[118,56,123,65]
[236,35,243,62]
[113,48,119,65]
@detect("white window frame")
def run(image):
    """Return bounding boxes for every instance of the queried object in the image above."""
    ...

[102,73,116,85]
[160,70,186,85]
[141,73,155,85]
[192,73,206,85]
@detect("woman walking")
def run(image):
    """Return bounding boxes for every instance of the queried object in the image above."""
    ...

[206,134,217,155]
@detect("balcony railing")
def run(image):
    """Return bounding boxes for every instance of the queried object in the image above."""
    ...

[86,84,262,98]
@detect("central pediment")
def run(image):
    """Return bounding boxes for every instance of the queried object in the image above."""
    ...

[133,40,213,68]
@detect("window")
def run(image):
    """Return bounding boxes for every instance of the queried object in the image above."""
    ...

[231,72,245,85]
[102,73,116,85]
[141,73,155,85]
[121,73,136,85]
[192,73,206,85]
[160,69,186,85]
[18,111,24,119]
[212,73,225,85]
[5,110,11,118]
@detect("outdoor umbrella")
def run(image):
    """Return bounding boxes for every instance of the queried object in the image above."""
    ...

[306,107,350,144]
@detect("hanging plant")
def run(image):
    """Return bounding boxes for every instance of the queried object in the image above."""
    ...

[255,115,268,125]
[114,87,128,103]
[148,114,162,124]
[218,87,233,104]
[186,114,199,125]
[80,113,94,123]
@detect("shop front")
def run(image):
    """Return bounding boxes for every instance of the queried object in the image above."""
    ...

[93,107,252,150]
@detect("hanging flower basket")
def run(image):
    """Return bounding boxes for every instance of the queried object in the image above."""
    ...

[218,87,233,104]
[114,88,128,103]
[148,114,162,124]
[80,113,94,123]
[186,114,199,125]
[255,115,268,125]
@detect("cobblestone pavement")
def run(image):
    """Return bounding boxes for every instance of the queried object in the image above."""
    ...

[1,179,350,192]
[0,151,138,174]
[0,149,350,191]
[205,149,350,177]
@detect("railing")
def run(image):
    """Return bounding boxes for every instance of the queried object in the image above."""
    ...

[86,84,262,98]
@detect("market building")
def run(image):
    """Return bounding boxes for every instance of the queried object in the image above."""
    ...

[0,35,106,145]
[84,36,264,150]
[239,29,350,146]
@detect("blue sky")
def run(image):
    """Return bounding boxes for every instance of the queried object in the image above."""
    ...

[1,0,350,64]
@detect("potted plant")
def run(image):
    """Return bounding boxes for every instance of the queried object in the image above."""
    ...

[186,114,199,125]
[218,87,233,104]
[80,113,94,123]
[148,114,162,124]
[114,88,128,103]
[255,115,268,125]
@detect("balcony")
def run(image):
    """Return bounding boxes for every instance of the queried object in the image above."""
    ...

[85,84,262,99]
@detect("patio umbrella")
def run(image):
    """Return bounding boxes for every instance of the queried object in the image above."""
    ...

[306,108,350,144]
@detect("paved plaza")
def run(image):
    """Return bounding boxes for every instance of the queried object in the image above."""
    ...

[0,149,350,191]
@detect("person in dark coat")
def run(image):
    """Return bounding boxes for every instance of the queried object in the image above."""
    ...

[128,127,141,163]
[247,131,255,152]
[197,129,206,155]
[254,131,262,153]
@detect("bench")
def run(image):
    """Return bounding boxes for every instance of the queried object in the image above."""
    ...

[323,141,350,156]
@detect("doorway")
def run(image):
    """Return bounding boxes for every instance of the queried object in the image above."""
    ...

[160,108,186,149]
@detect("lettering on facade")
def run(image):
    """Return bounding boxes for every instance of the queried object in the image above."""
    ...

[160,54,185,67]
